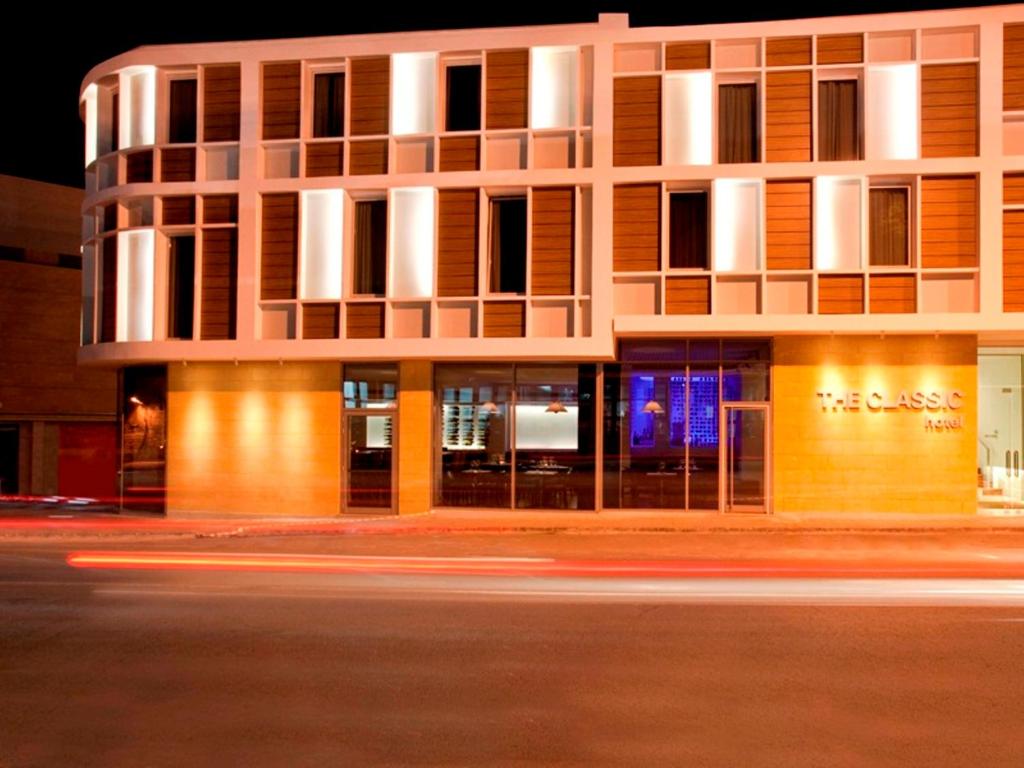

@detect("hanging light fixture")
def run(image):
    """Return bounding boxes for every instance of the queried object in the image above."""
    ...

[642,399,663,414]
[545,399,567,414]
[481,401,499,413]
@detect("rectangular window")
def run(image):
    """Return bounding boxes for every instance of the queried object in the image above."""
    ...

[111,91,120,151]
[353,199,387,295]
[819,79,860,161]
[668,192,708,269]
[168,79,197,144]
[718,83,758,163]
[869,187,909,266]
[489,197,527,294]
[168,235,195,339]
[445,65,481,131]
[313,72,345,138]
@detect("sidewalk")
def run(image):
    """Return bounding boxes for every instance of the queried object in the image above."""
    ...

[4,501,1024,539]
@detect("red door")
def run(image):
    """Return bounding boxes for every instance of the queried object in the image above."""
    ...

[58,423,117,503]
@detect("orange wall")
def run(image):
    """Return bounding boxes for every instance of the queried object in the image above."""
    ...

[167,362,341,516]
[773,335,977,515]
[397,361,432,515]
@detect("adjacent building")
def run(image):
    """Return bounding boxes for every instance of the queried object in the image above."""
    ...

[0,175,117,501]
[78,6,1024,516]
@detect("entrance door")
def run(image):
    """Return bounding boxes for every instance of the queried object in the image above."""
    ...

[343,413,394,512]
[979,354,1024,507]
[722,405,768,513]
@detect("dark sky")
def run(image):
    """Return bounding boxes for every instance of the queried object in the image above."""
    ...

[2,0,1009,189]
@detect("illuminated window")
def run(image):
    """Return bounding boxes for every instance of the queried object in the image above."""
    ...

[869,187,910,266]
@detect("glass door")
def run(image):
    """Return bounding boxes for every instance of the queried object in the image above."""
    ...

[722,404,768,513]
[343,413,393,512]
[979,354,1024,508]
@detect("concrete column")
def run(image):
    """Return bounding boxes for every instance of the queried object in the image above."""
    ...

[397,360,432,515]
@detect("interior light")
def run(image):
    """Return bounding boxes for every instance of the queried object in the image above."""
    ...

[545,399,568,414]
[129,396,144,406]
[481,401,499,413]
[643,399,664,414]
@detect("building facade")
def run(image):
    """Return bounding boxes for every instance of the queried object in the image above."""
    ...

[78,6,1024,516]
[0,175,117,501]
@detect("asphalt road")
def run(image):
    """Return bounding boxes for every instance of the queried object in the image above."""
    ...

[2,541,1024,767]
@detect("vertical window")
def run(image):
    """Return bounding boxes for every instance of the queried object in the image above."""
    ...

[445,65,482,131]
[353,200,387,296]
[168,235,195,339]
[489,197,527,294]
[718,83,758,163]
[819,80,860,161]
[668,192,708,269]
[313,72,345,138]
[111,91,120,151]
[168,79,197,144]
[869,187,909,266]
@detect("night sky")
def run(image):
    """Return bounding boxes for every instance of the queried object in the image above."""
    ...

[2,0,1010,189]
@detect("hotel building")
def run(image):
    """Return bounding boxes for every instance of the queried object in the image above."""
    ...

[78,6,1024,516]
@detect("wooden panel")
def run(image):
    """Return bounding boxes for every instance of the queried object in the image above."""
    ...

[203,195,238,225]
[162,196,195,226]
[816,34,863,64]
[100,236,117,342]
[125,150,153,183]
[614,76,661,167]
[766,37,812,66]
[870,274,916,314]
[305,142,344,177]
[262,62,300,140]
[531,187,574,296]
[614,184,660,272]
[1006,173,1024,205]
[665,41,710,70]
[1005,210,1024,310]
[665,276,710,315]
[439,136,480,172]
[921,63,977,158]
[348,139,388,175]
[346,303,385,339]
[766,71,811,162]
[350,57,390,136]
[1005,24,1024,111]
[485,49,528,130]
[921,175,977,268]
[201,228,237,340]
[818,275,864,314]
[260,193,297,300]
[160,147,195,182]
[302,303,339,339]
[766,179,812,270]
[437,189,478,297]
[203,64,240,142]
[483,301,525,337]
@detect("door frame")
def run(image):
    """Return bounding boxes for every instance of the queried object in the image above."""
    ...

[719,402,771,514]
[341,408,397,515]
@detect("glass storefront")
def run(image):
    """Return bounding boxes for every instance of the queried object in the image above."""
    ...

[435,364,597,510]
[978,350,1024,510]
[121,365,167,513]
[603,340,770,511]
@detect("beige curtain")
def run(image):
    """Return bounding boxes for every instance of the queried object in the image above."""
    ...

[718,84,758,163]
[870,188,909,266]
[819,80,859,161]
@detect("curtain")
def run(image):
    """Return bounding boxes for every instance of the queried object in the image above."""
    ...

[354,201,386,295]
[314,73,345,138]
[718,84,758,163]
[870,188,909,266]
[669,192,708,269]
[819,80,859,161]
